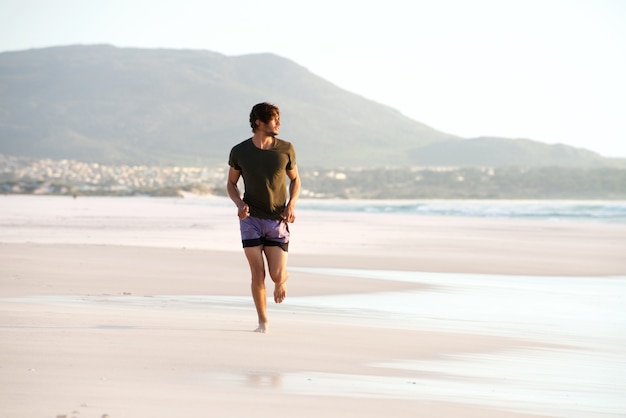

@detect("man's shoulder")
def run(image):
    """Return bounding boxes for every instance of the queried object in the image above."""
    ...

[231,137,253,152]
[275,138,294,150]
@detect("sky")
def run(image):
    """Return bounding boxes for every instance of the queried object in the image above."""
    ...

[1,0,625,158]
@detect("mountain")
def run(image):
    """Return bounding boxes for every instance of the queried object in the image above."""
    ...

[409,137,611,167]
[0,45,621,168]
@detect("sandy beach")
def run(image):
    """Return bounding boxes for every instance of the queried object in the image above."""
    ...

[1,196,625,418]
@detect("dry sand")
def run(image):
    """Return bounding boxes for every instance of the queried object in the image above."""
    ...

[1,197,625,418]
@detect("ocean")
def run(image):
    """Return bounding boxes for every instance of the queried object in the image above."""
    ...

[3,194,626,223]
[295,198,626,223]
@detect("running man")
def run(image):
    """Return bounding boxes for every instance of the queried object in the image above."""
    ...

[227,102,301,333]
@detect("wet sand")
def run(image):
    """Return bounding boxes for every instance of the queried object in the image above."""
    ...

[1,196,625,417]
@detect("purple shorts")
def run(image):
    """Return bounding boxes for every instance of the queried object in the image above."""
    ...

[240,216,290,251]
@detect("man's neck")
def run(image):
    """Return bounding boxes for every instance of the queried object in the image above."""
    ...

[252,133,275,150]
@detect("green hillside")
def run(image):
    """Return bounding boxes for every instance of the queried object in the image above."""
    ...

[0,45,622,168]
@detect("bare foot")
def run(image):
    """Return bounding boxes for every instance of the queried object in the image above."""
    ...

[254,323,268,333]
[274,282,286,303]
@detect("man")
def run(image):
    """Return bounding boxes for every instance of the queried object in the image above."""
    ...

[227,102,301,333]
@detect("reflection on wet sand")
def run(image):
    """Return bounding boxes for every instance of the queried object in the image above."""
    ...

[247,372,283,389]
[2,269,625,418]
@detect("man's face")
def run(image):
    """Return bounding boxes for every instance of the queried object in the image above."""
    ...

[257,115,280,136]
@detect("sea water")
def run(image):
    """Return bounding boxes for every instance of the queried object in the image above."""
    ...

[3,194,626,223]
[294,199,626,223]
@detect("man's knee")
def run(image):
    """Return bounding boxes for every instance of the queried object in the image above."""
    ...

[270,269,288,284]
[250,268,266,284]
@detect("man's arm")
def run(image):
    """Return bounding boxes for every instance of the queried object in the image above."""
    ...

[226,166,249,220]
[283,165,301,223]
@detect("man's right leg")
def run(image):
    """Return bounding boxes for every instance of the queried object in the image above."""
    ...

[244,246,268,333]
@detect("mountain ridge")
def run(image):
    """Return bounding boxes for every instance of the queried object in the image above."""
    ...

[0,45,622,168]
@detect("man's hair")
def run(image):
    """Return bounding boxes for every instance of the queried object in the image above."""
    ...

[249,102,280,132]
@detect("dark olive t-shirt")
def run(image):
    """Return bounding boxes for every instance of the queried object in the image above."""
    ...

[228,137,296,220]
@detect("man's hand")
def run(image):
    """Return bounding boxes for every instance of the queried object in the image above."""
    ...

[237,202,250,220]
[282,205,296,223]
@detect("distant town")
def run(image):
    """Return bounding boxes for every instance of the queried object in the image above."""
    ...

[1,155,224,196]
[2,155,626,199]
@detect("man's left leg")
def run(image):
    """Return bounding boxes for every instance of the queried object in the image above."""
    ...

[263,246,288,303]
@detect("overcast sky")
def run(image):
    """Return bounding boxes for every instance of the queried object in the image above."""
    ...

[2,0,625,157]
